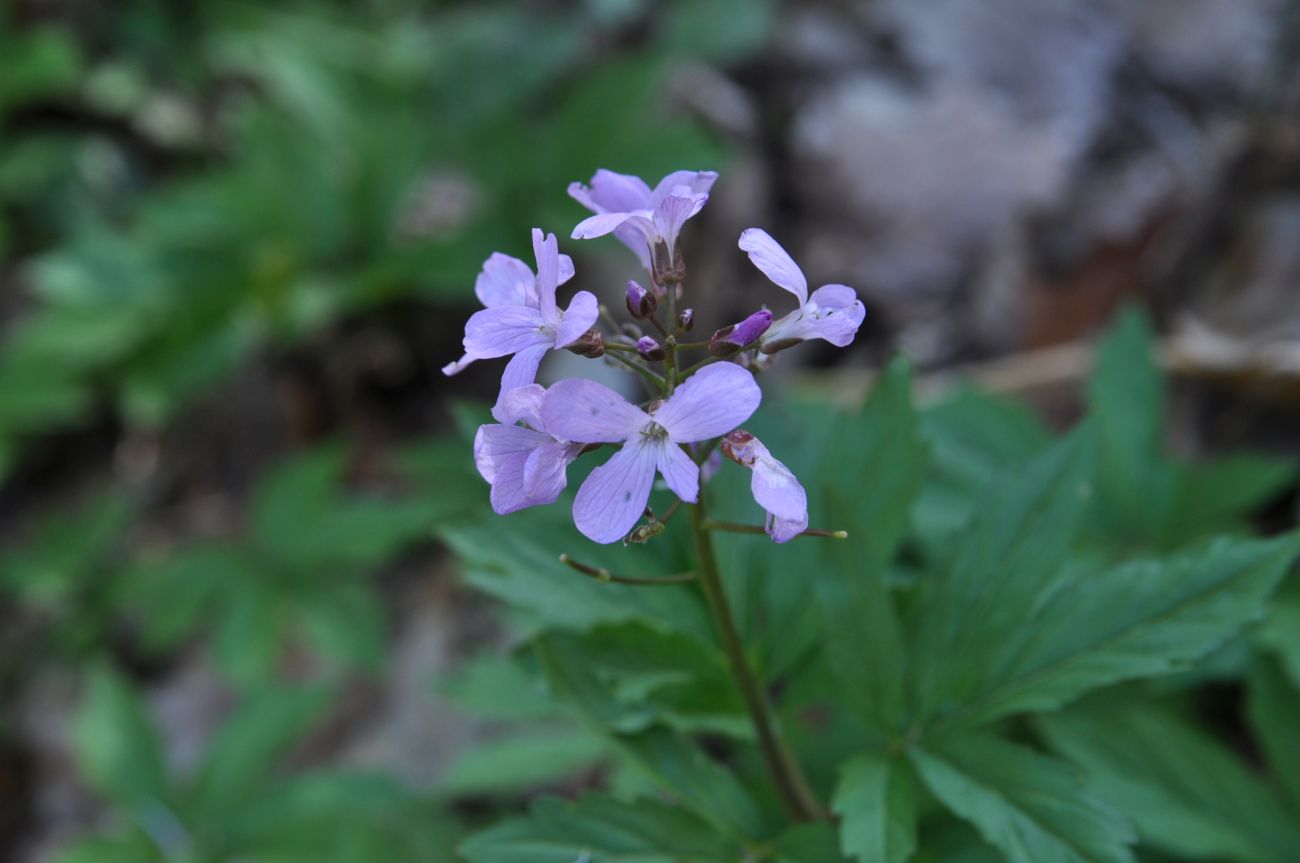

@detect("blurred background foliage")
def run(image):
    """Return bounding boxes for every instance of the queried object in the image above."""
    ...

[2,0,1300,861]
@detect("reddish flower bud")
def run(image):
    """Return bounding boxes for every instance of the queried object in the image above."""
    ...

[678,308,695,332]
[564,328,605,358]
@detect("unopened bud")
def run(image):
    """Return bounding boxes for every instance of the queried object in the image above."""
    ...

[564,329,605,358]
[677,308,695,332]
[625,280,657,319]
[636,335,666,362]
[709,310,772,357]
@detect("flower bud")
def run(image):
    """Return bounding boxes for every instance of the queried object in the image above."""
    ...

[636,335,666,362]
[564,328,605,358]
[708,310,772,358]
[721,429,757,466]
[625,280,657,319]
[677,308,694,332]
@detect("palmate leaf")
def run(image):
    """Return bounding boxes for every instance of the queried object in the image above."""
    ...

[909,733,1135,863]
[832,751,917,863]
[812,358,926,731]
[1037,700,1300,863]
[910,427,1096,723]
[926,532,1300,730]
[458,793,737,863]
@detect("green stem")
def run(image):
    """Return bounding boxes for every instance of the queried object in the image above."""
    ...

[558,554,697,586]
[689,498,826,822]
[607,351,667,392]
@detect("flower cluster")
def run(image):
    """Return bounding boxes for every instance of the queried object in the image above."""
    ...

[445,168,865,544]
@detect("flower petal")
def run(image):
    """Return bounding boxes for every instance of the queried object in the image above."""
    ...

[492,343,550,421]
[572,441,657,543]
[571,212,634,240]
[541,378,649,443]
[441,353,475,376]
[751,450,808,524]
[767,512,808,544]
[739,228,808,306]
[488,450,536,515]
[655,440,699,503]
[803,284,865,347]
[475,252,535,308]
[474,423,547,484]
[653,193,708,248]
[531,228,560,322]
[651,170,718,203]
[655,363,761,443]
[523,440,577,504]
[494,383,547,429]
[463,306,549,358]
[555,290,598,349]
[557,253,576,286]
[569,170,653,214]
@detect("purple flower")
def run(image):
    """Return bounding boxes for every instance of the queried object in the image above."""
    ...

[625,279,657,319]
[569,169,718,268]
[443,229,599,417]
[473,385,584,515]
[709,309,773,357]
[541,363,761,544]
[722,430,808,543]
[738,228,865,352]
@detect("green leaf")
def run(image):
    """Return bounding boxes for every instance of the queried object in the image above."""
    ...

[1037,700,1300,862]
[1256,579,1300,687]
[458,793,736,863]
[773,823,850,863]
[188,687,328,826]
[833,751,917,863]
[439,728,606,796]
[1088,308,1172,542]
[71,667,168,808]
[1247,656,1300,809]
[929,532,1300,729]
[1167,455,1297,545]
[814,359,925,731]
[911,427,1096,723]
[909,733,1135,863]
[437,652,559,721]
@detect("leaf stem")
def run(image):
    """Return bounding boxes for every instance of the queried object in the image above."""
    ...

[558,554,697,586]
[689,497,827,821]
[606,351,667,392]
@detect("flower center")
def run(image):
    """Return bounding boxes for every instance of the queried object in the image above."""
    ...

[640,421,668,440]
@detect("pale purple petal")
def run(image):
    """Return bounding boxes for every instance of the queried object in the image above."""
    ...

[652,193,708,249]
[463,306,549,358]
[523,440,577,505]
[803,284,865,347]
[554,290,599,349]
[441,354,474,376]
[739,228,808,306]
[557,253,576,286]
[751,448,808,525]
[613,222,654,269]
[767,512,809,544]
[475,253,535,308]
[571,212,636,240]
[531,228,559,323]
[572,441,658,543]
[654,363,761,443]
[474,424,548,484]
[541,378,649,443]
[655,440,699,503]
[488,450,534,515]
[651,170,718,204]
[764,284,866,348]
[492,343,550,421]
[495,383,547,428]
[569,170,654,213]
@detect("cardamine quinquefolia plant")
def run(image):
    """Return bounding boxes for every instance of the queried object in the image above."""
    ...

[443,168,865,820]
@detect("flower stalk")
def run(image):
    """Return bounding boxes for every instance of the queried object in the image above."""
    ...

[689,496,826,822]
